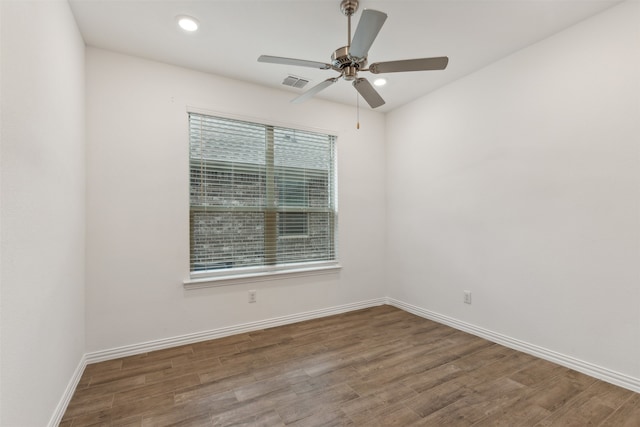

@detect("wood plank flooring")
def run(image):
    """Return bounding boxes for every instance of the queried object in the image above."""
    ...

[61,305,639,426]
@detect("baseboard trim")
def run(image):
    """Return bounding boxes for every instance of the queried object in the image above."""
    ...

[47,353,87,427]
[85,298,386,364]
[386,297,640,393]
[55,296,638,425]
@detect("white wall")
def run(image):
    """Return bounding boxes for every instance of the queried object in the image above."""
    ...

[0,1,86,426]
[85,48,387,352]
[386,0,640,381]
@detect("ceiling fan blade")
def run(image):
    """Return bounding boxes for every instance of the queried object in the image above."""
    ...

[369,57,449,74]
[353,78,385,109]
[258,55,332,70]
[291,77,340,104]
[349,9,387,60]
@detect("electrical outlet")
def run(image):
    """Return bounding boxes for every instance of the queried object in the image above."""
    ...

[248,290,257,303]
[464,290,472,304]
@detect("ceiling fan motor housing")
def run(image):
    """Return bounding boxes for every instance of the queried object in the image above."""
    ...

[332,46,367,80]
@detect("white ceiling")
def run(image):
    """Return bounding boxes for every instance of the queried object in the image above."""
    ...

[69,0,621,112]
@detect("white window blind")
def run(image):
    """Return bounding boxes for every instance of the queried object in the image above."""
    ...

[189,113,337,276]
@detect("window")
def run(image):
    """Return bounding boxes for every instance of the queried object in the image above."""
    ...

[189,113,337,280]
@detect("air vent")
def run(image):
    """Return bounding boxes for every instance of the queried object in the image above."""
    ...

[282,75,309,89]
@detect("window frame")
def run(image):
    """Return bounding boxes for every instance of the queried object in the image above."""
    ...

[184,108,341,288]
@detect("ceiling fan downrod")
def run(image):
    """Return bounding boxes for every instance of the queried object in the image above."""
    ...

[341,0,359,50]
[337,0,363,81]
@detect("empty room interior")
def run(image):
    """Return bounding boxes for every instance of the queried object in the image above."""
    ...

[1,0,639,425]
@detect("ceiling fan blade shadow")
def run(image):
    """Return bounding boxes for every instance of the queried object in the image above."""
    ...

[258,55,333,70]
[349,9,387,60]
[291,77,340,104]
[369,57,449,74]
[353,78,385,109]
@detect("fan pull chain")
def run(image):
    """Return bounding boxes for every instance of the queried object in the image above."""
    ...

[356,92,360,129]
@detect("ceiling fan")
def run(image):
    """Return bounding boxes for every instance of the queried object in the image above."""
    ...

[258,0,449,109]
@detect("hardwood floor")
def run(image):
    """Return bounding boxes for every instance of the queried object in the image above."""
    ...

[61,305,639,426]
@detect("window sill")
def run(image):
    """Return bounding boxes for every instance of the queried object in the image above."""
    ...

[183,263,342,289]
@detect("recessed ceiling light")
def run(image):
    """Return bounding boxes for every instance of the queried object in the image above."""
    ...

[373,78,387,87]
[177,16,199,32]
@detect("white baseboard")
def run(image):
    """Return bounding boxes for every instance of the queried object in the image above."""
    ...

[386,297,640,393]
[85,298,386,364]
[47,353,87,427]
[54,296,638,425]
